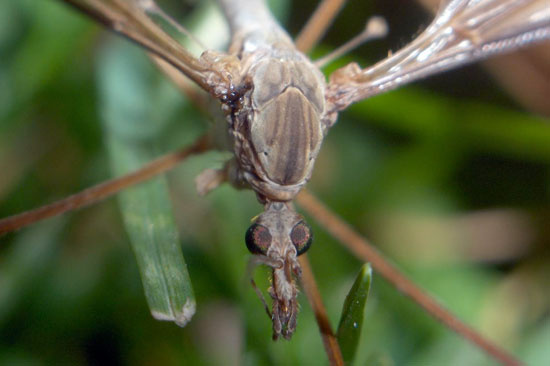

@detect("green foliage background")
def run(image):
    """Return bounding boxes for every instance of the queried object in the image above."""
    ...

[1,0,549,365]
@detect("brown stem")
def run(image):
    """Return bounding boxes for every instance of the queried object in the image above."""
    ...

[295,0,348,54]
[0,135,210,236]
[296,190,522,366]
[299,254,344,366]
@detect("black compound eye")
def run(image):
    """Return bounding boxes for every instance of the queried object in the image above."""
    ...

[290,221,313,256]
[245,224,272,255]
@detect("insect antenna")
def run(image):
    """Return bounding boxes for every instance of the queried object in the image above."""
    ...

[314,16,388,68]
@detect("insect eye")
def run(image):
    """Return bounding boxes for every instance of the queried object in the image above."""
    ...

[290,221,313,256]
[245,224,272,255]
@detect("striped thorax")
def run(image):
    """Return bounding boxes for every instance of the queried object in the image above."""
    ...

[229,34,326,203]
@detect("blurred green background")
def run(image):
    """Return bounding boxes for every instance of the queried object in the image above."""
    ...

[1,0,549,365]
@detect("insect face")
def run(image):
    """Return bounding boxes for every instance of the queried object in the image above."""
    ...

[244,201,313,339]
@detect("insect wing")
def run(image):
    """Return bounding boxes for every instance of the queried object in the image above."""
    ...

[60,0,213,91]
[327,0,550,109]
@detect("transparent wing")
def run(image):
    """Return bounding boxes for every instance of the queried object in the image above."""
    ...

[61,0,216,92]
[326,0,550,111]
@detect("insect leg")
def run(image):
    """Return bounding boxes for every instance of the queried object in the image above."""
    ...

[195,158,248,196]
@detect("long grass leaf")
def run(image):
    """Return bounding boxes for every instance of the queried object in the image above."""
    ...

[98,39,195,326]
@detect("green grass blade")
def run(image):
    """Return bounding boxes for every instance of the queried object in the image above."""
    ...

[337,263,373,363]
[107,136,195,326]
[98,40,195,326]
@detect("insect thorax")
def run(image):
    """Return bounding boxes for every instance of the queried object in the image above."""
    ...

[229,49,327,203]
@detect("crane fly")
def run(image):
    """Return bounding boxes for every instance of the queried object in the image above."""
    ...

[2,0,549,345]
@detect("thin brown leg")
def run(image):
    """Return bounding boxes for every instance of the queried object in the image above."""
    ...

[0,135,210,236]
[296,189,522,366]
[295,0,348,54]
[299,254,344,366]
